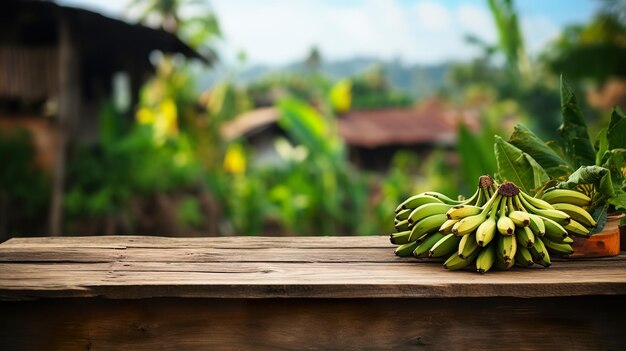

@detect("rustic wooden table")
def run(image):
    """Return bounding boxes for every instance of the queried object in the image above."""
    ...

[0,235,625,350]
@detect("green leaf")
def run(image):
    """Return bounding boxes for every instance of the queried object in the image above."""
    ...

[608,186,626,213]
[600,149,626,184]
[509,124,573,179]
[594,127,609,166]
[458,124,496,189]
[589,204,609,235]
[557,76,596,167]
[494,135,550,194]
[277,98,334,157]
[607,107,626,150]
[557,166,612,192]
[556,165,614,211]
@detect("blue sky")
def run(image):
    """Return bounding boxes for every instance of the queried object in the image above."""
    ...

[58,0,598,65]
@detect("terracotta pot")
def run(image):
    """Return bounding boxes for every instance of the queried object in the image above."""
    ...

[619,224,626,251]
[569,213,623,258]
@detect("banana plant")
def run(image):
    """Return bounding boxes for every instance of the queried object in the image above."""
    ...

[493,76,626,232]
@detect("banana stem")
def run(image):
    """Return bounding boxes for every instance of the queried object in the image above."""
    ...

[461,188,480,206]
[498,194,508,218]
[489,196,501,219]
[518,193,539,212]
[514,195,527,212]
[481,193,501,216]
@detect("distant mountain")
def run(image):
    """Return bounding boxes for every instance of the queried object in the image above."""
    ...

[197,57,452,98]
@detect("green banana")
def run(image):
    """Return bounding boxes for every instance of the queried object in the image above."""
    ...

[497,197,515,235]
[528,237,548,261]
[458,232,479,259]
[495,247,515,270]
[542,237,574,255]
[520,191,554,210]
[476,242,496,274]
[395,219,411,232]
[533,238,552,267]
[475,197,499,246]
[395,194,443,213]
[394,241,420,257]
[395,208,411,221]
[453,194,500,236]
[413,232,445,258]
[408,213,448,241]
[429,233,462,258]
[423,191,464,205]
[527,212,546,237]
[562,236,574,244]
[446,205,482,220]
[408,203,452,224]
[519,194,571,225]
[444,250,480,271]
[515,226,535,248]
[536,209,571,225]
[551,203,596,227]
[509,210,530,227]
[564,219,591,237]
[474,188,486,207]
[535,254,551,267]
[498,234,517,263]
[542,217,568,241]
[389,231,411,245]
[439,219,458,235]
[515,245,534,267]
[541,189,592,207]
[507,196,530,227]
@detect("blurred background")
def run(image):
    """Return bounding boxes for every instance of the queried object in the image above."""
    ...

[1,0,625,239]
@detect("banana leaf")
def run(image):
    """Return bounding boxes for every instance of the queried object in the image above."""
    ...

[556,165,614,211]
[494,135,550,195]
[557,76,596,167]
[607,107,626,150]
[599,149,626,212]
[458,124,497,190]
[508,124,572,179]
[595,127,609,166]
[277,98,341,162]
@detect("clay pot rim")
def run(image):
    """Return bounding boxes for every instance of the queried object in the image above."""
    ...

[607,212,625,220]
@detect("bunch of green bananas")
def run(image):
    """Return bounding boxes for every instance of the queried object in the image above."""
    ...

[390,177,597,274]
[390,175,497,258]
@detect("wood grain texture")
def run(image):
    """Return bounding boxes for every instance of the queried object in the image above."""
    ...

[1,297,624,351]
[1,236,625,300]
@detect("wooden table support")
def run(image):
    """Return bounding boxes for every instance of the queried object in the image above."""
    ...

[1,236,625,350]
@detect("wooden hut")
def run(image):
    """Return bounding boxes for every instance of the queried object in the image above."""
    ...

[0,0,207,234]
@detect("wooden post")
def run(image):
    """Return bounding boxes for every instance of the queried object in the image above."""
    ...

[48,15,79,236]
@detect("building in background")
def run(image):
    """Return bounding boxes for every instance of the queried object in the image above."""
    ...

[0,0,207,234]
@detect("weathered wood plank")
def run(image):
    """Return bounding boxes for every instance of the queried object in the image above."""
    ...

[0,236,625,300]
[1,260,625,299]
[0,247,402,263]
[1,297,624,350]
[0,235,392,249]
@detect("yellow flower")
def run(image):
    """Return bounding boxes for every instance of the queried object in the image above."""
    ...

[330,79,352,113]
[223,143,246,174]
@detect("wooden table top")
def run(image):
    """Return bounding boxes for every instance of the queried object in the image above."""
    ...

[1,235,625,301]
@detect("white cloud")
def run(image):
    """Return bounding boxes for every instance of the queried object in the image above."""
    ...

[59,0,563,66]
[456,4,497,43]
[521,16,560,54]
[414,1,451,31]
[208,0,561,66]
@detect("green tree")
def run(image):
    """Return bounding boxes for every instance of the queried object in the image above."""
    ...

[128,0,221,57]
[542,13,626,83]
